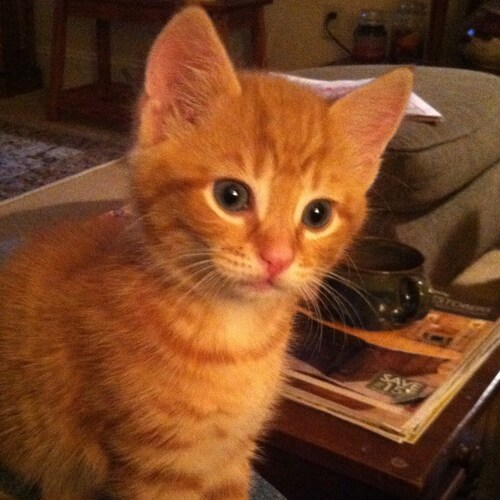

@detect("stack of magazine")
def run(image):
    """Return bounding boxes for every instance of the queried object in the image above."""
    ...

[279,73,444,123]
[284,292,499,443]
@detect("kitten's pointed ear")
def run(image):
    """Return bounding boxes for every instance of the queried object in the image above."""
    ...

[137,7,241,146]
[329,67,413,190]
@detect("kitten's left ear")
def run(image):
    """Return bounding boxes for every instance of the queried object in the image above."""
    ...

[330,67,413,190]
[137,7,241,146]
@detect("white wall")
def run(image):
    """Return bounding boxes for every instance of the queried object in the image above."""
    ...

[35,0,460,87]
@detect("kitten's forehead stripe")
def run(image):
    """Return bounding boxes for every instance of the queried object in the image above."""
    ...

[238,74,330,181]
[227,80,349,239]
[221,76,343,228]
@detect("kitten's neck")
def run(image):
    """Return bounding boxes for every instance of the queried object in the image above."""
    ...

[164,291,296,361]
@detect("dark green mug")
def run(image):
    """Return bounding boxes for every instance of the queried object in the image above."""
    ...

[323,238,432,330]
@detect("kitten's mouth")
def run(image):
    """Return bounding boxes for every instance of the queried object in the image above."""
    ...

[247,280,273,292]
[240,277,284,294]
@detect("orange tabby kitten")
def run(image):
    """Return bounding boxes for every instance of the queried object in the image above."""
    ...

[0,7,412,500]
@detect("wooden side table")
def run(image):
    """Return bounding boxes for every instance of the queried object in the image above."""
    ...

[257,347,500,499]
[46,0,272,129]
[426,0,449,64]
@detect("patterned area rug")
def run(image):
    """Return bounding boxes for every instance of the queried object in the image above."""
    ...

[0,119,129,201]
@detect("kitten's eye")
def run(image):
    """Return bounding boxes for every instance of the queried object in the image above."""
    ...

[302,199,333,229]
[213,180,250,212]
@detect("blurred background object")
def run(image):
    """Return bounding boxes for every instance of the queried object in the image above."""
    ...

[461,0,500,72]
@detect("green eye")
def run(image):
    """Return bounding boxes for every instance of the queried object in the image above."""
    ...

[213,180,250,212]
[302,199,333,229]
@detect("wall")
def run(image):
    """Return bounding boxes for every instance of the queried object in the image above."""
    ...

[265,0,402,70]
[34,0,462,87]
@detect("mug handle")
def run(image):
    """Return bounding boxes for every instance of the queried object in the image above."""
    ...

[392,276,431,324]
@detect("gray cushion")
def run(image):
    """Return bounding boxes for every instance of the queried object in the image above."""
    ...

[292,65,500,213]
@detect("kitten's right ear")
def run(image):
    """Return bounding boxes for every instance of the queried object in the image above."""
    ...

[137,7,241,146]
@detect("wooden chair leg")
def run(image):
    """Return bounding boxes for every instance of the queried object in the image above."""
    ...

[46,0,68,120]
[211,6,267,69]
[250,7,266,68]
[211,13,231,54]
[426,0,449,65]
[96,19,112,100]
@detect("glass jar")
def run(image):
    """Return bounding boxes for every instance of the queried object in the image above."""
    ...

[390,1,427,64]
[352,10,388,63]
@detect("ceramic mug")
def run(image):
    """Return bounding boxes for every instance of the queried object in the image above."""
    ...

[322,237,432,330]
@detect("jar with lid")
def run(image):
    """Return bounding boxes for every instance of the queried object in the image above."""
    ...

[390,1,427,63]
[352,10,388,63]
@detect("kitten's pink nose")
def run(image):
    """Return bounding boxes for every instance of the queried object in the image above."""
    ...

[259,245,294,281]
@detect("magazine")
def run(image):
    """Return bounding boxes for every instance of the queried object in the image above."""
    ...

[283,292,499,443]
[280,74,443,123]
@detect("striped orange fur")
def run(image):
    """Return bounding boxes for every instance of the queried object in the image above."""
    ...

[0,7,413,499]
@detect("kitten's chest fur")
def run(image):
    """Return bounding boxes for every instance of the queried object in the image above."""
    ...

[65,223,292,400]
[103,272,293,415]
[82,250,293,473]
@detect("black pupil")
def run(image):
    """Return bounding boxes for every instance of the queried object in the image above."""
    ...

[304,200,331,228]
[310,204,325,223]
[223,185,241,206]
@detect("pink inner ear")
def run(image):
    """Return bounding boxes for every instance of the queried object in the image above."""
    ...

[350,97,408,152]
[137,7,241,146]
[144,35,180,104]
[329,68,413,189]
